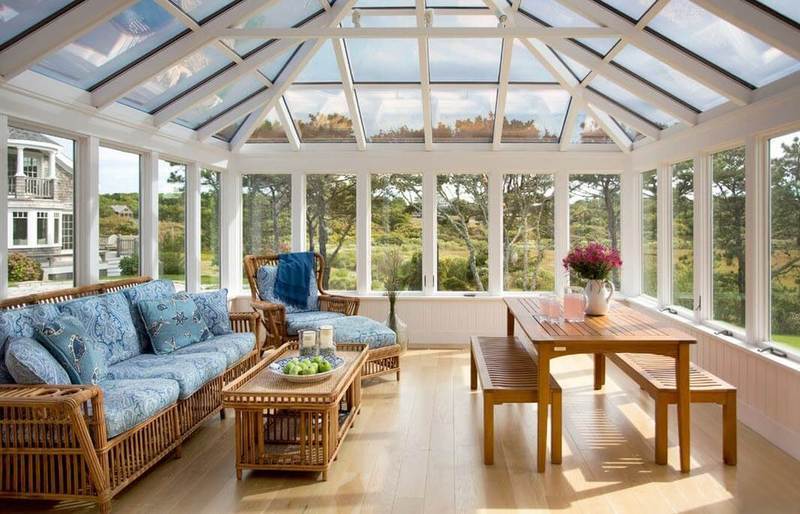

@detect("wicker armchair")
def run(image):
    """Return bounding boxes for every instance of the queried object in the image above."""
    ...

[244,253,401,381]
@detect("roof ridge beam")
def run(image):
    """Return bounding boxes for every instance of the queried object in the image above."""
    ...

[90,0,276,110]
[0,0,138,80]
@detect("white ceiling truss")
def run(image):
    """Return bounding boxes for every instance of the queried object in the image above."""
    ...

[0,0,799,154]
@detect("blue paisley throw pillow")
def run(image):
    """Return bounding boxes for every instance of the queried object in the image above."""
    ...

[34,316,108,385]
[137,293,211,355]
[5,336,71,385]
[188,289,232,338]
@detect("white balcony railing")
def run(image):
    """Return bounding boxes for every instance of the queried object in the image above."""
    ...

[8,176,54,199]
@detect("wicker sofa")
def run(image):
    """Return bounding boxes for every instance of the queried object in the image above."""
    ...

[244,253,401,381]
[0,277,260,513]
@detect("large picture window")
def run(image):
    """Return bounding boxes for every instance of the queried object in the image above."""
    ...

[503,174,555,292]
[306,174,357,290]
[201,169,221,290]
[242,174,292,287]
[371,174,423,291]
[158,160,186,291]
[99,146,140,281]
[672,160,694,310]
[770,130,800,350]
[712,147,746,328]
[642,170,658,298]
[437,174,488,292]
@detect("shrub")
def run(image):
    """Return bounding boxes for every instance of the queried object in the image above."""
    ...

[8,253,42,282]
[119,253,139,277]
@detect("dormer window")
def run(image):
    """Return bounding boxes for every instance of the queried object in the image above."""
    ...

[23,154,41,178]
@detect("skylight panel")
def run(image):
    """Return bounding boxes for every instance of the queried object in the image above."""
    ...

[611,116,646,142]
[249,109,289,143]
[431,87,497,142]
[356,0,415,6]
[341,14,417,27]
[120,45,232,114]
[168,0,234,23]
[174,74,264,129]
[427,0,487,6]
[519,0,620,56]
[0,0,75,48]
[429,39,502,82]
[501,88,570,143]
[357,89,425,143]
[553,49,590,81]
[347,39,420,83]
[258,44,301,82]
[596,0,656,21]
[295,40,342,83]
[284,88,356,142]
[509,40,556,83]
[212,117,245,142]
[224,0,321,57]
[570,111,614,144]
[433,15,499,27]
[589,75,679,129]
[32,0,186,90]
[612,45,726,112]
[754,1,800,24]
[648,0,800,87]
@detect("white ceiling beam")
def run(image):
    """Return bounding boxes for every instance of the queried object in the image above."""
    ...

[220,26,619,39]
[154,0,354,128]
[692,0,800,61]
[560,99,579,151]
[90,0,275,109]
[0,0,137,80]
[153,0,200,30]
[586,103,632,153]
[229,106,267,153]
[553,0,752,105]
[583,89,661,139]
[492,37,514,150]
[417,0,433,151]
[332,39,367,151]
[276,98,301,151]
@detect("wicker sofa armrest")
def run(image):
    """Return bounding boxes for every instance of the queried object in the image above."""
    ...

[251,299,287,349]
[319,294,360,316]
[229,311,259,334]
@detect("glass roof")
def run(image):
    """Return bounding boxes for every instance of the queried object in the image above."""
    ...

[612,116,646,142]
[571,111,614,144]
[0,0,75,48]
[258,44,301,83]
[347,38,420,82]
[295,40,341,83]
[596,0,656,21]
[168,0,235,23]
[175,74,265,129]
[429,38,502,82]
[223,0,322,57]
[357,89,425,143]
[356,0,415,7]
[213,117,245,142]
[647,0,800,87]
[502,88,570,143]
[589,75,679,129]
[519,0,620,56]
[248,109,289,143]
[509,40,556,83]
[431,88,497,142]
[284,87,356,142]
[754,1,800,24]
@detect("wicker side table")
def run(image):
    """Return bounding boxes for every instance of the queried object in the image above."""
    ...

[222,342,368,481]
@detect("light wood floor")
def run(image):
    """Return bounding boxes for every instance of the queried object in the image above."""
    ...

[11,349,800,514]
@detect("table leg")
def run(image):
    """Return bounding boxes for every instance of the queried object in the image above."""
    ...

[536,345,551,473]
[676,343,691,473]
[593,353,606,390]
[507,307,515,336]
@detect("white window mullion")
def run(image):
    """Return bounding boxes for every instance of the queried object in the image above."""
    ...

[291,172,307,252]
[656,162,672,309]
[488,171,503,294]
[356,170,371,294]
[0,114,8,298]
[75,135,99,286]
[554,171,570,294]
[219,168,242,295]
[620,167,642,297]
[693,152,712,322]
[140,151,159,278]
[746,135,770,345]
[185,161,201,292]
[422,171,437,294]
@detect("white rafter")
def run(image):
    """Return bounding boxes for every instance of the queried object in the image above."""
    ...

[492,37,514,150]
[219,26,619,39]
[559,99,579,150]
[417,0,433,150]
[229,105,268,153]
[90,0,275,109]
[332,38,367,150]
[586,103,632,153]
[277,97,302,151]
[0,0,137,80]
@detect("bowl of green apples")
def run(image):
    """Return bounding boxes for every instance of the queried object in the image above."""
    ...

[268,354,344,383]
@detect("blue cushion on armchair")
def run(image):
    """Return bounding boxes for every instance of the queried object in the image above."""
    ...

[256,265,319,313]
[327,316,397,349]
[0,304,61,341]
[35,316,108,385]
[5,336,71,385]
[187,289,232,337]
[285,311,346,336]
[137,293,211,355]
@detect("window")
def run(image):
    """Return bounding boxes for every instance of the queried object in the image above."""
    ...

[357,89,424,143]
[99,146,140,281]
[242,174,292,256]
[503,174,555,292]
[12,212,27,246]
[36,212,48,245]
[62,214,74,250]
[306,175,357,290]
[371,174,423,291]
[158,160,186,291]
[437,174,488,292]
[642,170,658,298]
[201,169,221,290]
[284,88,356,142]
[502,89,570,143]
[7,128,74,297]
[569,174,621,288]
[711,147,746,328]
[770,130,800,350]
[672,160,694,310]
[431,88,497,143]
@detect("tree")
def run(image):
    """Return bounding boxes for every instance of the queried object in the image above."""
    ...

[569,175,621,287]
[306,175,357,289]
[242,174,291,255]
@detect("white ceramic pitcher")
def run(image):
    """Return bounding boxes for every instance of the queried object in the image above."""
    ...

[584,279,614,316]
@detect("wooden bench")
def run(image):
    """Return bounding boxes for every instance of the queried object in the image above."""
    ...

[470,336,562,465]
[603,353,737,465]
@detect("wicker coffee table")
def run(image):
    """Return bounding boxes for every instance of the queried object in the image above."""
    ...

[222,342,368,481]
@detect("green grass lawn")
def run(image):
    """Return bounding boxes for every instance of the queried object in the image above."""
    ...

[772,334,800,350]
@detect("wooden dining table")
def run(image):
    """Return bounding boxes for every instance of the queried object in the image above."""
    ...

[505,297,696,473]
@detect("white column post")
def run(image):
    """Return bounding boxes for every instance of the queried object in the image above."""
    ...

[75,135,99,286]
[140,151,159,278]
[291,172,306,252]
[422,171,437,294]
[0,114,8,298]
[16,146,24,176]
[185,161,201,292]
[745,135,770,345]
[693,151,712,322]
[656,162,672,309]
[48,151,56,179]
[220,168,242,296]
[356,170,371,294]
[488,171,503,295]
[620,166,642,297]
[554,171,570,294]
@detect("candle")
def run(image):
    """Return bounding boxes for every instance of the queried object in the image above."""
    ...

[319,325,335,357]
[300,330,317,357]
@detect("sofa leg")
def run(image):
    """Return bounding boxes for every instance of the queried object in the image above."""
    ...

[98,499,112,514]
[396,369,401,381]
[220,408,226,421]
[174,444,183,459]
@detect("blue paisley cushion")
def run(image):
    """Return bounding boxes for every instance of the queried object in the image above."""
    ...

[188,289,232,337]
[137,293,211,355]
[99,379,180,438]
[122,279,176,343]
[58,292,140,365]
[106,352,226,399]
[285,311,346,336]
[256,265,319,313]
[0,304,60,341]
[5,336,71,385]
[34,316,108,385]
[173,332,255,367]
[0,337,13,384]
[328,316,397,349]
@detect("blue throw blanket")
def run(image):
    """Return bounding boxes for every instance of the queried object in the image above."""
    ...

[275,252,315,308]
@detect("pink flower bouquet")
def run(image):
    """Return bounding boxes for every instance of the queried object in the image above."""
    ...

[562,242,622,281]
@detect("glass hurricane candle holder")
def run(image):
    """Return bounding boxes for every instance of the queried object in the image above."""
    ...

[318,325,335,358]
[299,329,318,357]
